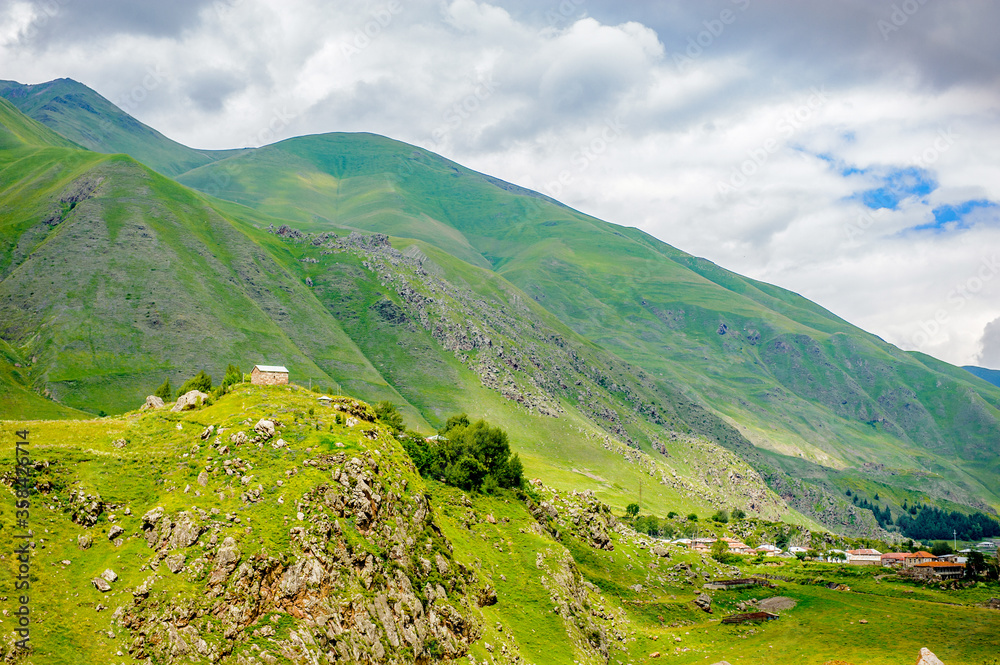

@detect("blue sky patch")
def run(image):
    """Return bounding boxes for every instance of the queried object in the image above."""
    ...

[913,199,1000,232]
[847,166,937,210]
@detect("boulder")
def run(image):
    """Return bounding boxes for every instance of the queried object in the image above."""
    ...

[253,419,275,439]
[916,648,945,665]
[77,534,92,550]
[169,511,203,548]
[197,470,209,487]
[92,578,111,592]
[141,395,165,411]
[652,544,670,558]
[101,569,118,583]
[107,525,124,541]
[171,390,209,412]
[693,593,712,613]
[165,553,186,573]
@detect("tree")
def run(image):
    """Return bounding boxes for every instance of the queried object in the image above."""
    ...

[221,364,242,391]
[403,415,523,493]
[374,401,405,434]
[154,379,173,401]
[687,513,698,522]
[177,370,212,396]
[731,508,746,520]
[710,538,729,561]
[966,551,987,578]
[626,503,640,518]
[931,541,953,556]
[711,509,729,524]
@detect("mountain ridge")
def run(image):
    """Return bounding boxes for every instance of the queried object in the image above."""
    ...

[2,78,999,539]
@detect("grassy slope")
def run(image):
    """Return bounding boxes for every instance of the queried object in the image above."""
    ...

[175,132,1000,514]
[0,79,232,177]
[2,387,997,664]
[0,130,413,420]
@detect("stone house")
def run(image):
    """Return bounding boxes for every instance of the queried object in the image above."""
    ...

[912,561,965,580]
[251,365,289,386]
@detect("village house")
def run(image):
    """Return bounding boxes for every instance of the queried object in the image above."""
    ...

[904,551,937,568]
[845,548,882,565]
[251,364,289,386]
[718,537,752,554]
[753,544,782,557]
[881,552,909,567]
[912,561,966,580]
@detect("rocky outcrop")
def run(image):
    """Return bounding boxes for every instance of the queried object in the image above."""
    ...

[69,489,104,526]
[121,444,481,664]
[693,593,712,613]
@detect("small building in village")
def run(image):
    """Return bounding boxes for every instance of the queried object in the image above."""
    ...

[846,548,882,565]
[904,551,937,568]
[881,552,909,567]
[251,364,289,386]
[912,561,965,580]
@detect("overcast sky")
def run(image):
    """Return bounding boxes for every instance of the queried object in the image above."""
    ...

[3,0,1000,367]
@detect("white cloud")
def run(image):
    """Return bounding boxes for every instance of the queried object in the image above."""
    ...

[2,0,999,366]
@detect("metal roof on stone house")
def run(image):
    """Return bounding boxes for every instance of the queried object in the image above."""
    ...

[253,365,289,373]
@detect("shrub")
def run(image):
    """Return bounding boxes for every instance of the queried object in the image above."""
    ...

[711,509,729,523]
[667,511,678,519]
[626,503,640,518]
[687,513,698,522]
[154,379,172,401]
[731,508,746,520]
[375,401,405,434]
[710,538,729,561]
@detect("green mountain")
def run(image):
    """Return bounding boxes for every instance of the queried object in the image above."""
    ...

[964,365,1000,388]
[2,80,1000,540]
[0,78,234,177]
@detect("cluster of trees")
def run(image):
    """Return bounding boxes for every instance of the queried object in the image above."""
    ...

[848,490,1000,542]
[895,506,1000,542]
[154,365,245,402]
[851,494,894,528]
[400,413,524,494]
